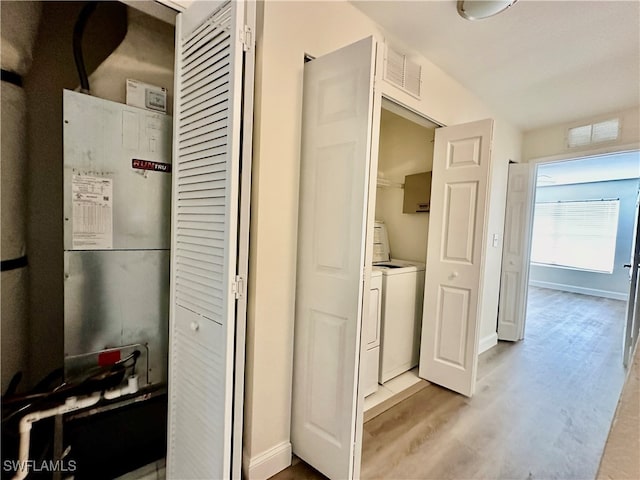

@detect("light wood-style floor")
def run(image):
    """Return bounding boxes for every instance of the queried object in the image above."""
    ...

[272,287,628,480]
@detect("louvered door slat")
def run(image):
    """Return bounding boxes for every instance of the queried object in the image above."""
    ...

[176,248,223,266]
[182,69,231,106]
[178,250,222,273]
[178,162,227,178]
[183,54,230,92]
[176,221,225,234]
[180,99,229,130]
[176,187,223,200]
[182,33,231,80]
[178,169,227,183]
[178,231,225,245]
[182,10,231,59]
[178,147,227,164]
[182,27,226,64]
[177,261,221,279]
[177,179,225,192]
[178,157,228,174]
[177,195,226,206]
[175,288,222,318]
[176,244,222,260]
[179,96,230,125]
[178,205,225,219]
[180,85,230,118]
[183,7,231,51]
[180,110,228,141]
[168,0,244,478]
[178,130,228,154]
[176,273,223,298]
[183,69,230,102]
[182,53,230,92]
[183,52,230,91]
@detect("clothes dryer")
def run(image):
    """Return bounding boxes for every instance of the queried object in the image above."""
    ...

[373,221,425,383]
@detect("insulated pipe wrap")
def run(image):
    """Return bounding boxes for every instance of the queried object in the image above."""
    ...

[0,1,42,77]
[1,1,42,393]
[1,84,28,261]
[1,268,28,395]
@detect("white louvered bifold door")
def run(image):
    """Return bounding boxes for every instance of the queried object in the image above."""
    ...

[167,1,246,478]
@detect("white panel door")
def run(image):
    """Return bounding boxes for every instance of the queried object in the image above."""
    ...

[419,119,493,397]
[497,162,535,341]
[623,188,640,366]
[292,37,377,480]
[167,1,249,478]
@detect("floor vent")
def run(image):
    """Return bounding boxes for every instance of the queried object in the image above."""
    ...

[384,45,422,98]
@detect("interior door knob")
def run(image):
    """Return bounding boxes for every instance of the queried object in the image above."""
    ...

[449,271,459,280]
[190,321,200,332]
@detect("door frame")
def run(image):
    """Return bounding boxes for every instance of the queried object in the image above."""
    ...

[507,143,640,342]
[624,188,640,366]
[360,91,444,404]
[232,2,257,478]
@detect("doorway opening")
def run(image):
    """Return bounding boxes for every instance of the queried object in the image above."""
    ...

[292,36,502,480]
[362,98,438,418]
[522,152,640,346]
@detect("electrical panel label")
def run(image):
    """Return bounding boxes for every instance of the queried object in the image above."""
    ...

[72,175,113,249]
[132,159,171,173]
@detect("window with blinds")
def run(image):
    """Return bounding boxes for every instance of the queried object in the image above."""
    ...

[567,118,620,148]
[530,199,620,273]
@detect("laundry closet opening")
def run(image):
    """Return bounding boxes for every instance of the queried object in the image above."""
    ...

[292,35,501,480]
[363,98,439,418]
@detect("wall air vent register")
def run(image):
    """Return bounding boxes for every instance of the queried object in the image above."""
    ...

[384,44,422,99]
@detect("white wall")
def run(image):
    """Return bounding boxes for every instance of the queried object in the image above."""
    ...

[89,8,175,112]
[375,109,435,263]
[522,107,640,162]
[245,2,522,478]
[478,119,522,352]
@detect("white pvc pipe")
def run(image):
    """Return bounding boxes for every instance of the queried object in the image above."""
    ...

[14,394,101,480]
[104,375,139,400]
[12,375,139,480]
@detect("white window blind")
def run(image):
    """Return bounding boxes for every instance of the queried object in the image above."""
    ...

[567,118,620,148]
[530,199,620,273]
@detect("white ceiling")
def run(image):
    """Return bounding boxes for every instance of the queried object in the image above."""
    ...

[352,0,640,132]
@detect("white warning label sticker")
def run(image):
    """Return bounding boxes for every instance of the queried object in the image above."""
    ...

[72,175,113,249]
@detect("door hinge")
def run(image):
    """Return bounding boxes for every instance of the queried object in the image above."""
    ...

[232,275,245,300]
[240,25,253,52]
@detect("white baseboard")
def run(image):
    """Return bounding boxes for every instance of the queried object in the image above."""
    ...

[243,441,292,480]
[529,280,627,301]
[479,332,498,354]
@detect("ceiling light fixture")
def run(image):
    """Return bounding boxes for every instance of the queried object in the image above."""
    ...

[457,0,519,20]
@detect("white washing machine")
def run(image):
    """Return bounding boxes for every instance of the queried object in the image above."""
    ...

[362,269,382,397]
[373,221,425,384]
